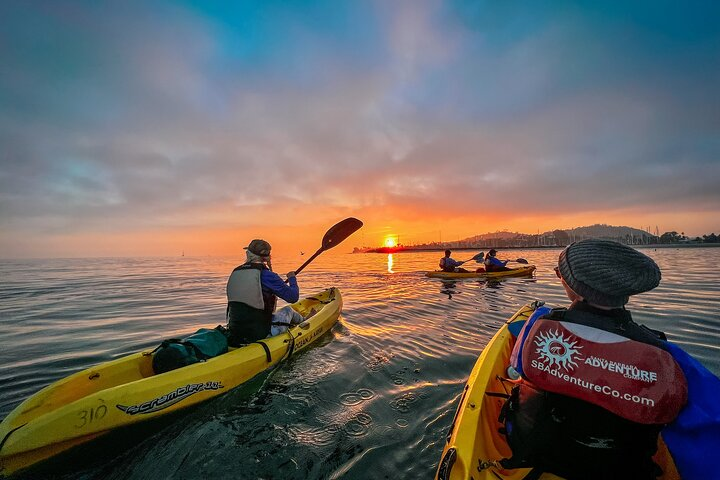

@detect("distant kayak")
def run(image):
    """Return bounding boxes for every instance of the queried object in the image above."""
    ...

[0,288,342,477]
[435,302,681,480]
[425,265,536,279]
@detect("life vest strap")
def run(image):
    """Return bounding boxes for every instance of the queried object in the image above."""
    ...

[253,340,272,362]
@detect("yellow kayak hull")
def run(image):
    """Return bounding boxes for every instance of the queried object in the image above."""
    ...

[426,265,536,279]
[435,302,681,480]
[0,287,342,477]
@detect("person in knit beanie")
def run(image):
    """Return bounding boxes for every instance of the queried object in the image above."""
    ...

[555,239,661,308]
[501,239,684,480]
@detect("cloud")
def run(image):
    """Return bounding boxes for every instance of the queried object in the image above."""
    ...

[1,0,719,256]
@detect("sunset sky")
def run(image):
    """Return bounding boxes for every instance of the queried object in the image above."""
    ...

[1,1,719,258]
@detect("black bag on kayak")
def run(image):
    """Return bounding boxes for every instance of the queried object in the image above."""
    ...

[152,326,229,374]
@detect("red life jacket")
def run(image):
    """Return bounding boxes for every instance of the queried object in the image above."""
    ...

[516,318,687,424]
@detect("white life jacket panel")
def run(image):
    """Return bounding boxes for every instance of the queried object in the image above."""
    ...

[226,266,264,309]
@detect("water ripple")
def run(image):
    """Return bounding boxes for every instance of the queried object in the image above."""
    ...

[1,248,719,480]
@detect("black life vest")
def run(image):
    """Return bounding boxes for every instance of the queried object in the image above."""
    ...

[226,263,276,346]
[500,304,687,480]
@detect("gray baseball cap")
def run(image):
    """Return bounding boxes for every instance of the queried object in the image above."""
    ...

[244,239,271,257]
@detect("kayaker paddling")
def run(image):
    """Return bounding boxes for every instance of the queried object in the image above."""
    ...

[484,249,511,272]
[226,239,301,346]
[226,218,364,346]
[439,249,470,273]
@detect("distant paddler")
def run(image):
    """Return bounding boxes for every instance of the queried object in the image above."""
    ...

[484,248,529,272]
[439,249,471,273]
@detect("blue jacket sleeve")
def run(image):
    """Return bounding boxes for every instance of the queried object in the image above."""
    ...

[260,270,300,304]
[511,306,552,376]
[488,257,508,267]
[448,258,463,268]
[662,343,720,480]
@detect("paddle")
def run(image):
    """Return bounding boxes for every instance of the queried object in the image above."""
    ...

[292,217,364,276]
[474,256,529,264]
[461,252,485,263]
[492,258,529,264]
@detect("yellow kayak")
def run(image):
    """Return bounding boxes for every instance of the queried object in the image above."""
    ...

[435,302,680,480]
[0,287,342,477]
[426,265,536,279]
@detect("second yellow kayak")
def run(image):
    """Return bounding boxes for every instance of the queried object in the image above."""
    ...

[426,265,536,279]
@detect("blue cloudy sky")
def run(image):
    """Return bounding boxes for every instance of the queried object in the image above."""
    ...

[1,1,719,257]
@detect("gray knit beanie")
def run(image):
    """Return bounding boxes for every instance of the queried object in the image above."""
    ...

[557,239,661,308]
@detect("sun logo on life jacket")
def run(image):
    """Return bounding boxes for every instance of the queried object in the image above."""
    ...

[534,329,582,371]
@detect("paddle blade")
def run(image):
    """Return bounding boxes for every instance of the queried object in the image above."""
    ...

[515,258,529,264]
[321,217,363,251]
[473,252,485,263]
[292,218,363,277]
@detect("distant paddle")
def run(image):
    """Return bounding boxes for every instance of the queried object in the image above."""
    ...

[494,258,529,264]
[292,217,364,276]
[471,255,528,264]
[461,252,485,263]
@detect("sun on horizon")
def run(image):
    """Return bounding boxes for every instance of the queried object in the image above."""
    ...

[383,236,398,248]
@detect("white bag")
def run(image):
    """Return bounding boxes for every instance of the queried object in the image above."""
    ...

[269,306,305,337]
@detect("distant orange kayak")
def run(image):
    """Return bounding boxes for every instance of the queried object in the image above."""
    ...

[425,265,536,279]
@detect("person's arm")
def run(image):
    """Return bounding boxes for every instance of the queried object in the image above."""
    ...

[261,270,300,303]
[448,258,464,268]
[489,257,506,267]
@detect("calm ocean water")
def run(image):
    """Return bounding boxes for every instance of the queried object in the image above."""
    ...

[1,247,719,479]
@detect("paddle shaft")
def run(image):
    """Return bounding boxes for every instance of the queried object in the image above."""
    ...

[460,253,485,263]
[294,249,323,276]
[284,217,363,281]
[478,257,529,264]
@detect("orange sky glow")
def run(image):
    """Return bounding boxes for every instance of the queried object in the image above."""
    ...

[1,2,719,259]
[2,203,717,259]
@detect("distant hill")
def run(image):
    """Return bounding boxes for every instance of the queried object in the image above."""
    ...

[452,225,656,244]
[463,231,522,242]
[355,223,715,252]
[377,223,661,251]
[549,224,655,240]
[454,223,657,247]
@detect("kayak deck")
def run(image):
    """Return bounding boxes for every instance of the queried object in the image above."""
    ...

[0,287,342,477]
[426,265,536,279]
[436,302,681,480]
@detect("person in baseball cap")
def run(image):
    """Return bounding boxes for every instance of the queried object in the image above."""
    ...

[244,239,272,258]
[226,239,299,346]
[484,248,511,272]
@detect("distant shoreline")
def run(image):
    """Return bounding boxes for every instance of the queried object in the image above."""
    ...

[356,243,720,253]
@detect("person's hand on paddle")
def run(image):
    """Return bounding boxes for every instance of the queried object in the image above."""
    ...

[286,271,296,279]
